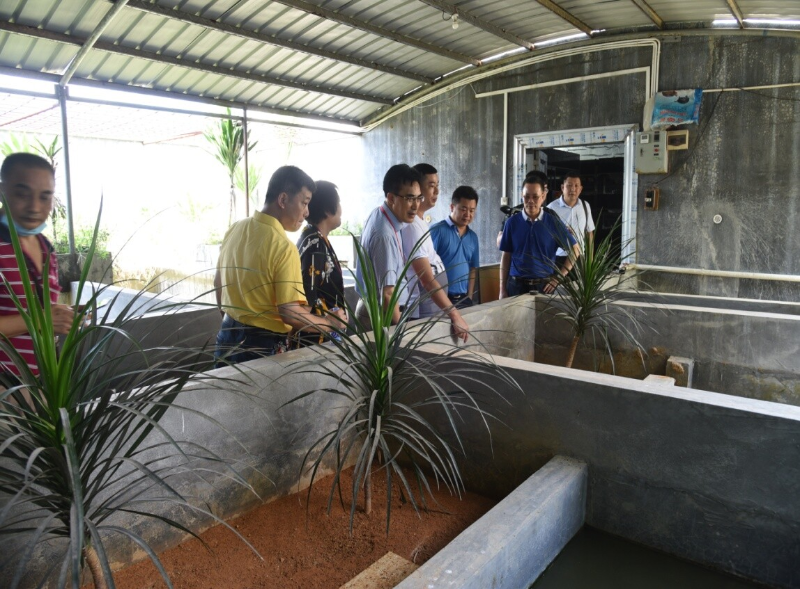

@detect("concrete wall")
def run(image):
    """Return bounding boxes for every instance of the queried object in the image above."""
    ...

[527,294,800,405]
[361,32,800,302]
[414,353,800,589]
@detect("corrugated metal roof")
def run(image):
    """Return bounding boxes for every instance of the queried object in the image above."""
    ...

[0,0,798,128]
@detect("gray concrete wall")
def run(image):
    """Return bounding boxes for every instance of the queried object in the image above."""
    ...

[528,294,800,405]
[11,347,353,589]
[361,32,800,302]
[414,354,800,588]
[18,297,800,588]
[396,456,587,589]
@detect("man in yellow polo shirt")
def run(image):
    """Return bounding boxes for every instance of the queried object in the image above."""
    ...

[214,165,344,366]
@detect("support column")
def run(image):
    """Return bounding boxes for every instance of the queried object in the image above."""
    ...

[56,84,76,255]
[243,107,250,217]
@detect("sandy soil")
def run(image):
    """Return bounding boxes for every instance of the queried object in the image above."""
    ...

[109,467,496,589]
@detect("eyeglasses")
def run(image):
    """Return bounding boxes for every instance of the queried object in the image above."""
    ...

[394,193,424,204]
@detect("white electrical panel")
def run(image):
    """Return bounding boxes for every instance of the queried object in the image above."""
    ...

[635,131,668,174]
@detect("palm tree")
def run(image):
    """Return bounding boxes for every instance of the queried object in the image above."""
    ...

[204,112,257,226]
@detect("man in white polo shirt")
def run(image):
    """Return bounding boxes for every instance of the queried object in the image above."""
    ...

[547,171,594,266]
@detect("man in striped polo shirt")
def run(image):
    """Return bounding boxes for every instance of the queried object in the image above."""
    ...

[0,153,74,377]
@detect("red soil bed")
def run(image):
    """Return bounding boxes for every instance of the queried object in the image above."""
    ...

[110,467,496,589]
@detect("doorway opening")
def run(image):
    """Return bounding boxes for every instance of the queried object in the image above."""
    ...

[533,144,624,253]
[512,124,638,261]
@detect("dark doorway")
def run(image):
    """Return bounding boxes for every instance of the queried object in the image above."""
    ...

[527,146,624,254]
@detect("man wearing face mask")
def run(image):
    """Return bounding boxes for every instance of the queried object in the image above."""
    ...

[0,153,74,376]
[499,171,579,298]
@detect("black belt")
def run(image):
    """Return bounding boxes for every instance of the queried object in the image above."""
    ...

[448,293,468,302]
[509,276,548,288]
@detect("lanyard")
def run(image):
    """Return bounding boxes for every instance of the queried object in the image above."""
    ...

[379,206,405,262]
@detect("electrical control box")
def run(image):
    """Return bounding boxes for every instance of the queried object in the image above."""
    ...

[635,131,668,174]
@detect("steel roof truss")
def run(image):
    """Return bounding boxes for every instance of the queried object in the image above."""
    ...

[120,0,434,84]
[0,19,394,105]
[533,0,594,36]
[269,0,480,66]
[416,0,535,51]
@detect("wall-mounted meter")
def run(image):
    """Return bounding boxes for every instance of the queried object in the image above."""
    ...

[635,131,668,174]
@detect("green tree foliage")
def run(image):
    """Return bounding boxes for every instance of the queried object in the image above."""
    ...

[203,112,257,226]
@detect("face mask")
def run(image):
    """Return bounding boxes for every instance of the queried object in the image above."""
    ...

[0,212,48,236]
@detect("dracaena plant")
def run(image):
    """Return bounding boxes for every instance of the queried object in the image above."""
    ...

[545,215,650,370]
[0,206,261,589]
[281,234,521,533]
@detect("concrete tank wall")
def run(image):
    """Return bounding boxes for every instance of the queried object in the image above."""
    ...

[361,32,800,301]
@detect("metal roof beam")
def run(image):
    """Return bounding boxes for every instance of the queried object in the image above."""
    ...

[628,0,664,29]
[270,0,480,66]
[0,20,393,105]
[724,0,745,28]
[119,0,434,85]
[61,0,129,85]
[533,0,594,36]
[415,0,535,51]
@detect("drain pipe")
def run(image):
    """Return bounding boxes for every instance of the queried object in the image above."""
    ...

[362,38,660,131]
[628,264,800,283]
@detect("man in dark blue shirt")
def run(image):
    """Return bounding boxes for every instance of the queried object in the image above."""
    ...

[499,171,579,297]
[430,185,480,308]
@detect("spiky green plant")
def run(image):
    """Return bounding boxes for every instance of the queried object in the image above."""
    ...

[204,112,257,226]
[546,216,648,369]
[281,235,520,533]
[0,205,261,589]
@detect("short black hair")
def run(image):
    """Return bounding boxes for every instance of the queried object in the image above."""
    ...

[524,170,548,191]
[562,170,582,183]
[307,180,340,225]
[383,164,423,198]
[413,163,438,177]
[265,165,316,204]
[451,185,479,205]
[0,152,55,183]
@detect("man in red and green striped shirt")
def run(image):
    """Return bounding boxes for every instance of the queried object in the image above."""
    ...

[0,152,74,376]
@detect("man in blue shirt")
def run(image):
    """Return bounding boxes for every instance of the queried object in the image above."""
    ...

[430,185,480,308]
[499,171,579,298]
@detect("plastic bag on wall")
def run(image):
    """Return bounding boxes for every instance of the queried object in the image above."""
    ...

[649,89,703,129]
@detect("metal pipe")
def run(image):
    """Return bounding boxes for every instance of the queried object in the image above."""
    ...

[704,82,800,93]
[501,93,508,204]
[475,67,651,98]
[627,264,800,283]
[60,0,130,86]
[55,85,75,255]
[243,107,250,218]
[363,38,661,130]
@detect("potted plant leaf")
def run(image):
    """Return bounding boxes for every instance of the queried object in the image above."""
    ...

[0,208,261,589]
[545,215,651,370]
[281,235,522,533]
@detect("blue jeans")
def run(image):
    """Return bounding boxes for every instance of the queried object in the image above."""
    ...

[214,315,288,367]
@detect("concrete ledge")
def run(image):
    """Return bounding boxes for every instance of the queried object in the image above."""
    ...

[394,456,587,589]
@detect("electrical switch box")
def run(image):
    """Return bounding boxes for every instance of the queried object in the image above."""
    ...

[644,187,660,210]
[635,131,668,174]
